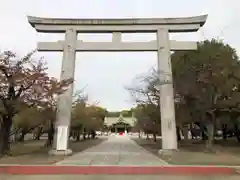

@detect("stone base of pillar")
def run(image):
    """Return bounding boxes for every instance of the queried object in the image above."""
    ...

[158,149,179,156]
[48,149,73,156]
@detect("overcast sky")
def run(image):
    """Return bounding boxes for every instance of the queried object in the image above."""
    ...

[0,0,239,111]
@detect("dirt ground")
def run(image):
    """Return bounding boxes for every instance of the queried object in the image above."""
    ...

[132,137,240,166]
[0,136,107,165]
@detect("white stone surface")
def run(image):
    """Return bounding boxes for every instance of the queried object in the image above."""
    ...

[112,32,121,42]
[157,28,177,150]
[28,15,207,33]
[54,28,77,152]
[28,15,207,26]
[48,149,72,156]
[56,136,168,166]
[33,24,202,33]
[56,126,68,150]
[37,40,197,52]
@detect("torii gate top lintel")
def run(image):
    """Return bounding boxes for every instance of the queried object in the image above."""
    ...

[27,14,207,33]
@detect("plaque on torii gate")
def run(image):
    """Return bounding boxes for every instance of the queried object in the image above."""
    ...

[28,15,207,155]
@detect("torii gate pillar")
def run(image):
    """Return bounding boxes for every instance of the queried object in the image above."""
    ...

[52,29,77,155]
[28,15,207,155]
[157,28,177,150]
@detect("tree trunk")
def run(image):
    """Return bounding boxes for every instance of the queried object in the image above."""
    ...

[201,125,208,140]
[146,133,149,140]
[76,131,80,141]
[91,130,96,139]
[0,117,13,155]
[83,128,86,140]
[153,132,156,142]
[234,124,240,142]
[35,132,43,140]
[222,124,227,141]
[182,125,189,143]
[13,132,20,143]
[46,123,54,147]
[19,131,27,142]
[236,133,240,142]
[69,131,73,139]
[189,123,196,139]
[205,122,214,150]
[34,127,43,140]
[176,126,182,141]
[205,111,216,151]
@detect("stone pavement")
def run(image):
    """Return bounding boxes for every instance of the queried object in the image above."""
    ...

[56,135,168,166]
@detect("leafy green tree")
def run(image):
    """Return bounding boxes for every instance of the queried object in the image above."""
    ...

[172,39,240,147]
[71,97,106,140]
[129,39,240,148]
[13,106,42,141]
[71,98,87,140]
[128,73,161,141]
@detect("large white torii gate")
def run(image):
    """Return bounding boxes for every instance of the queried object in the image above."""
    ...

[28,15,207,155]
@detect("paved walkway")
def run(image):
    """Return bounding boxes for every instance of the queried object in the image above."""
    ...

[56,135,168,166]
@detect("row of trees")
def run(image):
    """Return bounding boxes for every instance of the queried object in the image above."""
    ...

[129,39,240,148]
[12,95,107,145]
[0,51,106,156]
[70,97,107,140]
